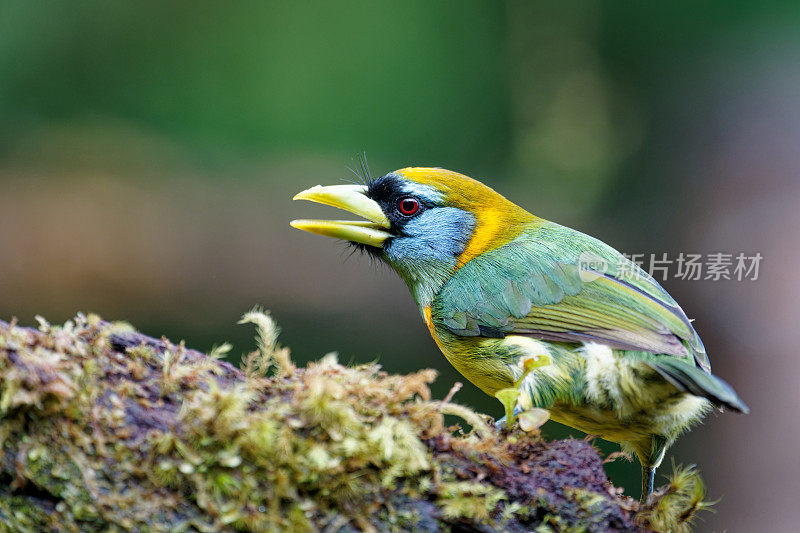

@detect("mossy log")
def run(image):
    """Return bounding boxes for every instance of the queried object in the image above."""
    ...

[0,312,706,532]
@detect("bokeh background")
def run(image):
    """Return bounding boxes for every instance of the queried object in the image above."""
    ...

[2,1,798,529]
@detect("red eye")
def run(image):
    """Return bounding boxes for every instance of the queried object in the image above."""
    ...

[397,197,420,216]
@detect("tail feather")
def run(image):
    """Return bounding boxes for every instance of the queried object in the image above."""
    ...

[648,358,749,414]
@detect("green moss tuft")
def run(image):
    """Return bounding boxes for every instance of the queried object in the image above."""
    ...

[437,480,507,522]
[636,463,712,532]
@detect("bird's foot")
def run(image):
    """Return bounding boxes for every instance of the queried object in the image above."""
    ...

[641,465,656,503]
[494,405,524,430]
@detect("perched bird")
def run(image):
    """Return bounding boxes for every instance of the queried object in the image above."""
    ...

[291,167,748,499]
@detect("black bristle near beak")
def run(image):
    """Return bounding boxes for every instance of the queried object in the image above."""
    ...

[346,152,376,188]
[347,240,385,259]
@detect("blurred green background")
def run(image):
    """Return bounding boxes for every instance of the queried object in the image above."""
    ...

[2,1,798,528]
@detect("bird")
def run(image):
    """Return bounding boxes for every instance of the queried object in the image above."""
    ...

[290,167,748,500]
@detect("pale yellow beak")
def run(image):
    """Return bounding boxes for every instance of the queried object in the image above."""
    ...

[290,184,392,248]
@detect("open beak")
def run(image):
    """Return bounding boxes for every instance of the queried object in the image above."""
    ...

[290,184,392,248]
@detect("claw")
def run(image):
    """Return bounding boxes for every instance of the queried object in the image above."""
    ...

[494,405,524,430]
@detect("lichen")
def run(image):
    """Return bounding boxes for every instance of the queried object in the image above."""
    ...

[0,311,710,532]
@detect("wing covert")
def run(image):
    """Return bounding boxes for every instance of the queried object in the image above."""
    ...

[432,222,710,372]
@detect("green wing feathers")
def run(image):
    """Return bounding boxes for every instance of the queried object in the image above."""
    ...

[433,222,711,372]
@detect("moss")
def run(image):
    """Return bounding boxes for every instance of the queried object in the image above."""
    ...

[437,480,507,522]
[0,311,710,531]
[636,464,712,533]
